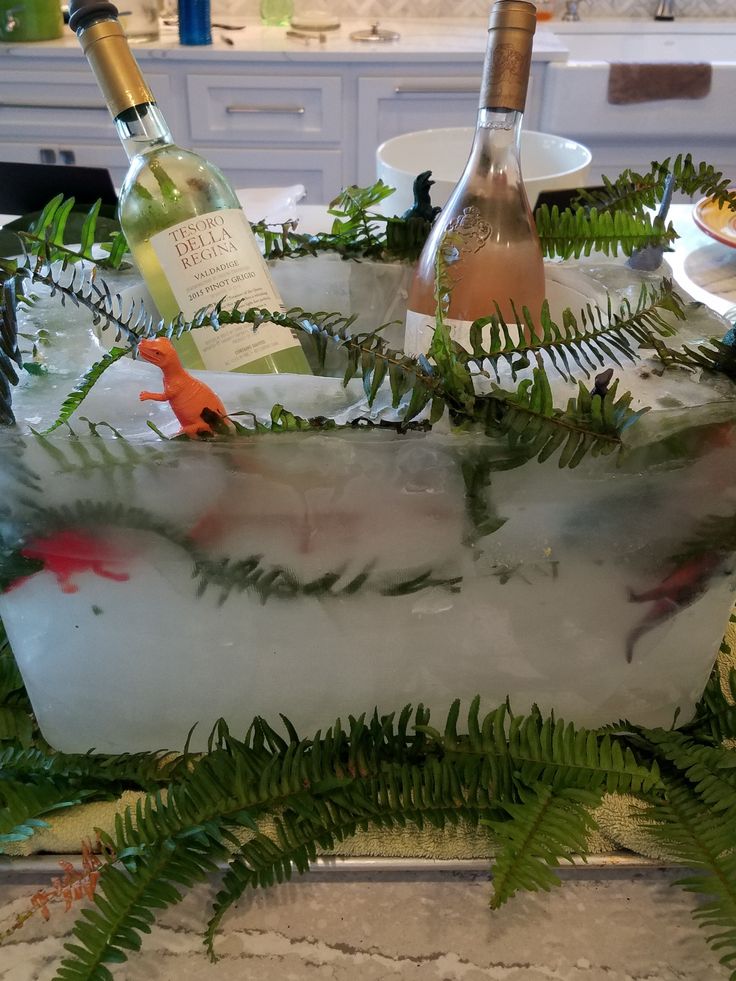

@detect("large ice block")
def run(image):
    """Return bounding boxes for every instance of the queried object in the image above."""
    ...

[1,256,735,753]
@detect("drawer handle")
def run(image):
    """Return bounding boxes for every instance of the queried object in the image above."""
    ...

[225,104,306,115]
[0,101,107,111]
[394,85,478,94]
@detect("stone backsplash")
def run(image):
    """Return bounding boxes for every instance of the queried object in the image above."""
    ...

[213,0,735,19]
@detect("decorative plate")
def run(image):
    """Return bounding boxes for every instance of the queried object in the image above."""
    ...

[693,190,736,248]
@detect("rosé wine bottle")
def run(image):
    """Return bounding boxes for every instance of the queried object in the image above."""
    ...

[404,0,545,358]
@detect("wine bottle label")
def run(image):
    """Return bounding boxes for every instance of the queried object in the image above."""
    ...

[404,309,480,358]
[149,209,300,372]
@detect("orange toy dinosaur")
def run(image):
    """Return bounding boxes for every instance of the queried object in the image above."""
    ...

[138,337,229,438]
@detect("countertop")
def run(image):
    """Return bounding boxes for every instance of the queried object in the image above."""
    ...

[0,18,569,63]
[0,201,734,979]
[0,857,729,980]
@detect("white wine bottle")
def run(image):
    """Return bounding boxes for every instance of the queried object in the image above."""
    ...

[404,0,545,358]
[69,0,311,375]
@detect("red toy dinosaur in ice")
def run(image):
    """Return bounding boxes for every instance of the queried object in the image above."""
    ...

[138,338,229,438]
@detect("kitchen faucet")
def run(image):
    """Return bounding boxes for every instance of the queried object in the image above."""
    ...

[655,0,675,20]
[561,0,583,21]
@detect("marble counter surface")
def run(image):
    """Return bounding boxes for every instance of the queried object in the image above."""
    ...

[0,860,729,980]
[0,18,568,63]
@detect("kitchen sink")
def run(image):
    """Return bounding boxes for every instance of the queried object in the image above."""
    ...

[557,28,736,64]
[540,18,736,181]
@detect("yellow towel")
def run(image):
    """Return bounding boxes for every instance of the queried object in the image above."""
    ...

[6,614,735,863]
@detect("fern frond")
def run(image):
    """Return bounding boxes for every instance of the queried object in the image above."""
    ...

[0,634,34,745]
[210,304,442,418]
[535,205,678,260]
[650,334,736,382]
[684,663,736,745]
[205,755,505,955]
[464,279,685,384]
[20,195,127,269]
[2,700,659,968]
[638,777,736,976]
[1,276,23,426]
[479,369,646,467]
[0,777,93,849]
[419,700,661,795]
[484,782,602,908]
[27,427,169,483]
[55,830,227,981]
[40,349,131,434]
[10,498,460,605]
[644,729,736,821]
[0,256,159,350]
[0,740,181,792]
[575,155,736,215]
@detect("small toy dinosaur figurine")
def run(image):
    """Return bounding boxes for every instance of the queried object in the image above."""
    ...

[5,530,130,595]
[625,551,724,663]
[385,170,443,261]
[138,337,229,438]
[403,170,443,224]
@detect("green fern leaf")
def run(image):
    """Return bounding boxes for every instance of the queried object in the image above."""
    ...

[0,629,35,745]
[479,368,646,468]
[637,777,736,976]
[484,781,602,908]
[535,204,678,261]
[421,702,662,794]
[79,199,102,260]
[575,155,736,216]
[205,755,504,955]
[0,777,92,848]
[54,831,228,981]
[18,195,128,270]
[40,348,130,434]
[1,275,23,427]
[650,334,736,382]
[683,665,736,745]
[644,729,736,821]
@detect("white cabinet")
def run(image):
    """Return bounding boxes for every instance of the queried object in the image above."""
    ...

[184,70,344,198]
[0,46,552,204]
[0,62,175,186]
[186,72,343,145]
[200,145,343,203]
[355,64,544,186]
[355,75,480,186]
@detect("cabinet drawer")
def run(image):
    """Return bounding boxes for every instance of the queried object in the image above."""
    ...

[0,70,173,143]
[186,74,342,145]
[197,146,343,205]
[356,69,544,186]
[356,75,480,186]
[0,141,128,188]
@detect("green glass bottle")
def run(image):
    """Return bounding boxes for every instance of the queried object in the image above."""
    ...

[69,0,310,375]
[260,0,294,27]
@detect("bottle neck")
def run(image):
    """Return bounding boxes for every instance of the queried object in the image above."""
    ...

[75,14,171,160]
[479,3,536,115]
[114,103,173,161]
[467,107,524,181]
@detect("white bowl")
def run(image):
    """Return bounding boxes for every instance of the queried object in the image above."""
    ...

[376,128,592,214]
